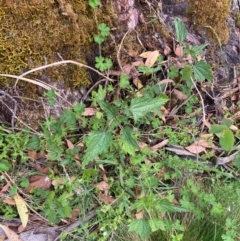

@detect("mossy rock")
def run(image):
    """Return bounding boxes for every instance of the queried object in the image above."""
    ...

[0,0,115,96]
[187,0,231,44]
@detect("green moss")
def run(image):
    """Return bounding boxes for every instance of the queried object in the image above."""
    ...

[187,0,231,44]
[0,0,116,94]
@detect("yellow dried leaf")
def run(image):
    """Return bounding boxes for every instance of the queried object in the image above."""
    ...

[145,50,160,67]
[139,51,152,58]
[13,194,28,228]
[0,224,22,241]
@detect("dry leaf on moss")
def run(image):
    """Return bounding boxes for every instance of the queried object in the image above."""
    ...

[13,194,28,228]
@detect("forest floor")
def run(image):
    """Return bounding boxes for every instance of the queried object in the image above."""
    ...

[0,1,240,241]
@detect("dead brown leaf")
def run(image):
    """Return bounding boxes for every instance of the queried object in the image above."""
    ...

[82,107,97,116]
[137,142,148,149]
[0,234,6,241]
[174,45,184,57]
[135,211,144,219]
[98,194,115,204]
[0,183,11,194]
[164,45,172,56]
[65,139,81,165]
[3,198,16,205]
[173,89,188,100]
[151,140,168,152]
[157,79,174,85]
[133,78,143,89]
[99,164,108,183]
[34,162,50,174]
[27,150,45,160]
[185,141,207,154]
[26,175,51,193]
[95,181,109,195]
[17,225,27,234]
[0,224,22,241]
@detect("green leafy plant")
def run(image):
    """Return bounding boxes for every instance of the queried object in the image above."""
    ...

[210,119,235,152]
[94,23,110,45]
[88,0,101,8]
[95,56,113,72]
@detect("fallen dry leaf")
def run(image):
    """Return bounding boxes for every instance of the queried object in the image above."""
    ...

[173,89,188,100]
[157,79,174,85]
[145,50,160,67]
[164,45,172,56]
[99,164,108,183]
[136,211,144,219]
[185,141,207,154]
[0,234,6,241]
[0,183,11,194]
[151,140,169,152]
[17,225,27,234]
[13,194,28,228]
[133,78,143,89]
[82,107,97,116]
[137,142,148,149]
[98,194,115,204]
[3,198,16,205]
[0,224,22,241]
[65,139,81,165]
[34,162,50,174]
[139,51,153,58]
[27,150,45,160]
[27,175,51,193]
[174,45,184,57]
[95,181,109,192]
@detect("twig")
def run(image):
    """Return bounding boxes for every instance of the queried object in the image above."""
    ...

[117,29,132,72]
[10,60,114,87]
[190,77,206,124]
[53,210,96,241]
[80,79,110,103]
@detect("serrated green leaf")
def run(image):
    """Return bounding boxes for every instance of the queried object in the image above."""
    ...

[26,135,40,150]
[193,60,213,81]
[184,43,208,58]
[148,218,166,232]
[83,131,112,165]
[119,74,130,89]
[180,65,193,81]
[220,129,234,152]
[120,127,139,155]
[60,109,76,126]
[74,103,85,115]
[173,18,187,43]
[129,219,151,240]
[209,124,227,134]
[98,101,118,120]
[129,96,168,122]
